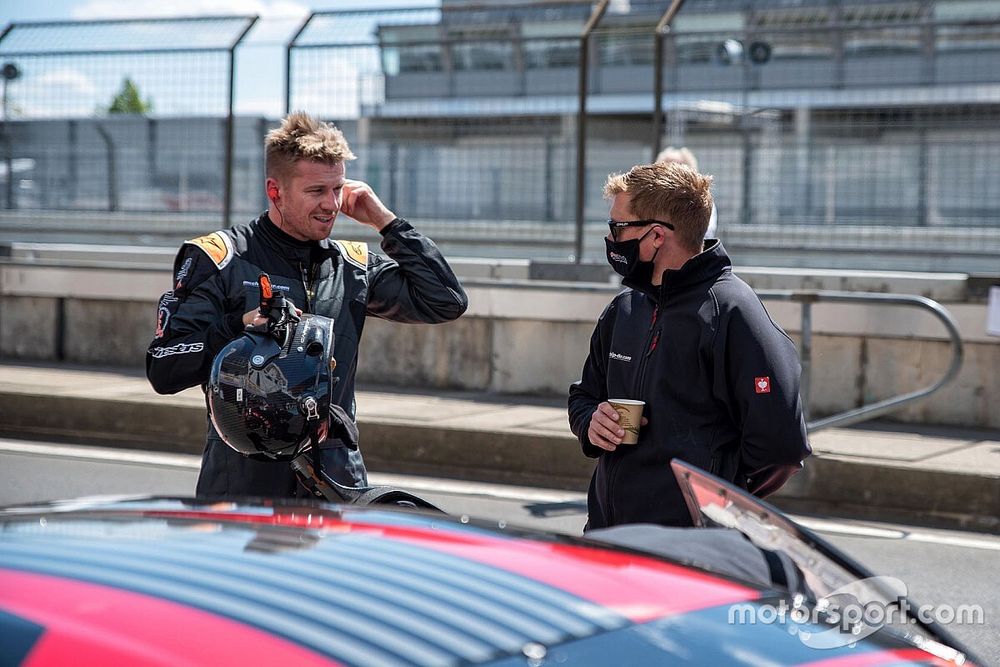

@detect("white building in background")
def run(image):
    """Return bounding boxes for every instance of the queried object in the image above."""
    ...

[275,0,997,271]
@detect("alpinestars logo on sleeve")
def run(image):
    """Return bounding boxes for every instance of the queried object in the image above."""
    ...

[150,342,204,358]
[174,257,193,290]
[755,376,771,394]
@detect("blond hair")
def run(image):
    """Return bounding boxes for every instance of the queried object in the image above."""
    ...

[604,161,713,252]
[265,111,356,183]
[655,145,698,171]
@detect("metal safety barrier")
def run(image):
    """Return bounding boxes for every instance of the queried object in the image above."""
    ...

[757,290,963,433]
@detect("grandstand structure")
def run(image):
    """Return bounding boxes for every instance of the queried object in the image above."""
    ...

[343,0,1000,270]
[2,2,999,271]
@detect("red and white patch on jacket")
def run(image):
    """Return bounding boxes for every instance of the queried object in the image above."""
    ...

[754,376,771,394]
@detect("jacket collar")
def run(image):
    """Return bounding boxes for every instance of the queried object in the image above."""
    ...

[624,239,731,302]
[254,212,331,263]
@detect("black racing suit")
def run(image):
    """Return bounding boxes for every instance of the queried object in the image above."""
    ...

[568,241,810,529]
[147,214,468,498]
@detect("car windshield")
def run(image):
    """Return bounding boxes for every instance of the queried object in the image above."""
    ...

[670,460,968,663]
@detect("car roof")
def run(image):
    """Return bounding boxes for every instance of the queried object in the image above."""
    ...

[0,497,945,666]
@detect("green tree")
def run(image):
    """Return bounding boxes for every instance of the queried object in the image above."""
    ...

[107,77,152,114]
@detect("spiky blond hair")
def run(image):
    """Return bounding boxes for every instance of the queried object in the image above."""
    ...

[265,111,355,182]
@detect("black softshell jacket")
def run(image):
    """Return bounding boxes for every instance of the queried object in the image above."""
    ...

[568,241,810,529]
[147,214,467,497]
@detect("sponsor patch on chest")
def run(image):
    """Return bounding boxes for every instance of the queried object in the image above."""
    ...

[609,351,633,363]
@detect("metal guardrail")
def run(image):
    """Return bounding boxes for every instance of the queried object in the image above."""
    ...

[758,290,964,433]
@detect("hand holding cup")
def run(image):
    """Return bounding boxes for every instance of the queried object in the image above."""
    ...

[587,399,647,451]
[607,399,645,445]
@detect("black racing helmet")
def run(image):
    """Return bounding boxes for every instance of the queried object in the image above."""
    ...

[208,313,336,459]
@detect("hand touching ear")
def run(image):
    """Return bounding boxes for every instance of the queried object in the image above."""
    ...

[340,180,396,231]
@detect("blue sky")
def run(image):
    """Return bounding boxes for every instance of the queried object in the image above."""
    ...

[0,0,436,117]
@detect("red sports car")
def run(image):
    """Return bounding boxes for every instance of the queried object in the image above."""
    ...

[0,462,978,666]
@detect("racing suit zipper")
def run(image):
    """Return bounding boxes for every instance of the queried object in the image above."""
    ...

[605,302,660,526]
[299,262,314,312]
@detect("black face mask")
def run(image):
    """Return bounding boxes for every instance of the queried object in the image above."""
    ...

[605,227,658,283]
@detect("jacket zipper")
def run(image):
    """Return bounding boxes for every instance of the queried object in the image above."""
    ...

[632,303,661,399]
[605,301,661,526]
[299,262,314,312]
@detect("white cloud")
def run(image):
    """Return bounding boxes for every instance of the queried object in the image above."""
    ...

[72,0,309,20]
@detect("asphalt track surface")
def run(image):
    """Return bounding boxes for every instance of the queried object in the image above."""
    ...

[1,437,996,665]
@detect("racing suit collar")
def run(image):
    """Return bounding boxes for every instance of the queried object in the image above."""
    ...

[623,238,730,303]
[256,212,332,265]
[258,212,329,248]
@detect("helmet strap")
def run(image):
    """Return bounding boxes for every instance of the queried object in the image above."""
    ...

[289,433,363,504]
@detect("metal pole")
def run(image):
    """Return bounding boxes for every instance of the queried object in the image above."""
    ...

[388,143,398,214]
[223,50,236,229]
[651,0,687,161]
[258,116,269,209]
[544,135,554,221]
[799,298,814,424]
[224,16,259,229]
[68,120,78,204]
[2,77,11,209]
[147,117,156,190]
[94,124,117,211]
[285,13,314,115]
[652,35,665,162]
[1,57,18,210]
[917,127,928,226]
[573,0,609,264]
[740,28,752,226]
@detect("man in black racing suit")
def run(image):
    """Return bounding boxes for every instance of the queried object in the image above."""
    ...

[147,112,468,498]
[568,161,810,530]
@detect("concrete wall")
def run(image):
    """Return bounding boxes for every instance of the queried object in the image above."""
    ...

[353,314,1000,430]
[1,259,997,428]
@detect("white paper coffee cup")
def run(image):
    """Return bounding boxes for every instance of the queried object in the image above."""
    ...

[608,399,645,445]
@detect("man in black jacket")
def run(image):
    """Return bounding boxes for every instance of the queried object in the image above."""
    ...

[568,161,810,530]
[147,112,468,498]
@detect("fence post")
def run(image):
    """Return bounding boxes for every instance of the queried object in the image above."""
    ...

[94,124,117,212]
[651,0,687,161]
[918,127,929,226]
[2,60,15,210]
[799,296,815,424]
[285,13,313,115]
[68,119,78,205]
[573,0,609,264]
[224,16,258,229]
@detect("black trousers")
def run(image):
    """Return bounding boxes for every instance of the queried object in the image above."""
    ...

[195,434,368,499]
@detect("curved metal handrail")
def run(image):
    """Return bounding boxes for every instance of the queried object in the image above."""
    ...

[756,290,964,433]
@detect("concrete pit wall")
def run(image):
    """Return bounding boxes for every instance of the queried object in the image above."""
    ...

[1,260,997,428]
